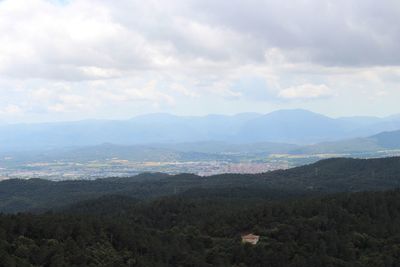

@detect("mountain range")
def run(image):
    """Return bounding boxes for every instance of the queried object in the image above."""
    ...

[1,130,400,166]
[1,109,400,151]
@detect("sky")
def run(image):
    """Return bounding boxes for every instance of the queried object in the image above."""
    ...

[0,0,400,123]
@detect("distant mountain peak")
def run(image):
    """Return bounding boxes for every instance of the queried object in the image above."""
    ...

[0,109,400,151]
[266,109,330,118]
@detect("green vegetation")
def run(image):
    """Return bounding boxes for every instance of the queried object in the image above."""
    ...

[1,190,400,266]
[2,157,400,213]
[2,157,400,266]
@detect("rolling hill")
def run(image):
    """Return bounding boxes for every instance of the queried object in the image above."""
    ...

[297,129,400,154]
[1,156,400,213]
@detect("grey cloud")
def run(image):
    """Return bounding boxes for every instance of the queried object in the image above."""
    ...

[3,0,399,84]
[179,0,400,67]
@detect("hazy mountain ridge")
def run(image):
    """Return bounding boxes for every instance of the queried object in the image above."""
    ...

[298,129,400,154]
[2,109,400,151]
[2,128,399,165]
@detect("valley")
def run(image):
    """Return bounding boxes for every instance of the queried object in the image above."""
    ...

[1,140,400,180]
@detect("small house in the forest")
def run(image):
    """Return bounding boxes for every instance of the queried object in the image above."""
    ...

[241,233,260,245]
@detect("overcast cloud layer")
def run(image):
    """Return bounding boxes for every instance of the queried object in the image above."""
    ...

[0,0,400,122]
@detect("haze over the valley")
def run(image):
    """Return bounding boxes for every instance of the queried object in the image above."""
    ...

[0,0,400,179]
[1,109,400,180]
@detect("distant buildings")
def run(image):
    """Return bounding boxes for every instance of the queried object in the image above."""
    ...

[241,233,260,245]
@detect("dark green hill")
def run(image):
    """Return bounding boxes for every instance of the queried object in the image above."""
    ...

[1,157,400,213]
[1,189,400,266]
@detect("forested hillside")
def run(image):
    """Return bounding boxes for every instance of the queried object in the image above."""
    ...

[1,157,400,266]
[1,190,400,266]
[2,157,400,213]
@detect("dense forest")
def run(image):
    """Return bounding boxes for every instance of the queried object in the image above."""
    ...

[1,157,400,266]
[1,190,400,266]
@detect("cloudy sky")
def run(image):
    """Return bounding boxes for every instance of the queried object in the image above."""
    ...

[0,0,400,122]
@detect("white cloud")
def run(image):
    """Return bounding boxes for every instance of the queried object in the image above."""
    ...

[0,0,399,121]
[0,0,175,81]
[0,105,23,115]
[97,80,176,107]
[170,84,199,98]
[278,84,334,100]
